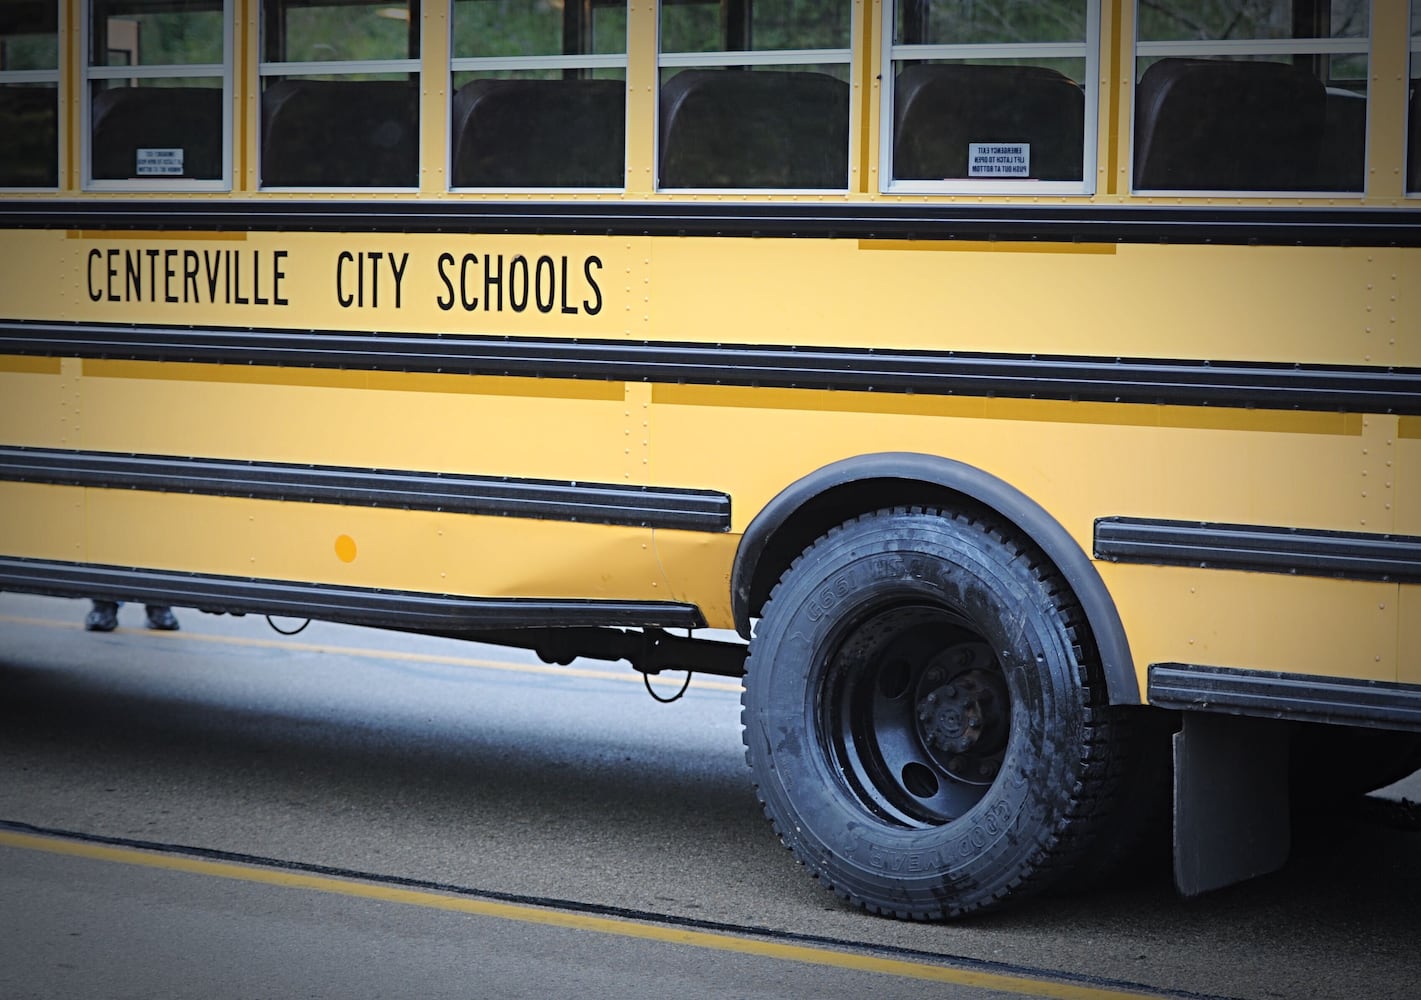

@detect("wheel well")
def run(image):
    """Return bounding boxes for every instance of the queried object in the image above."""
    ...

[732,453,1140,705]
[745,476,978,624]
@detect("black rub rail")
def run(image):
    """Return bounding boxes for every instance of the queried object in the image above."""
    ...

[2,199,1420,246]
[5,319,1420,415]
[0,446,731,533]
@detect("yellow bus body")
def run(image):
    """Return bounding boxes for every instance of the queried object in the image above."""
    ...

[2,0,1418,918]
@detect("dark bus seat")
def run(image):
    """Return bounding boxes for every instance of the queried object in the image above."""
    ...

[892,63,1085,182]
[1409,83,1420,193]
[659,69,849,189]
[0,85,58,187]
[90,86,222,180]
[451,78,625,188]
[1320,87,1366,192]
[262,79,417,187]
[1134,57,1326,191]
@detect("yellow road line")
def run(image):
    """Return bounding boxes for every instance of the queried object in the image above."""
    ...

[0,612,744,693]
[0,829,1166,1000]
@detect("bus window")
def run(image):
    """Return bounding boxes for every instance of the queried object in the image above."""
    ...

[885,1,1093,192]
[658,0,852,190]
[86,0,230,186]
[0,0,59,187]
[1134,0,1369,193]
[450,0,627,189]
[1410,0,1420,194]
[260,0,419,188]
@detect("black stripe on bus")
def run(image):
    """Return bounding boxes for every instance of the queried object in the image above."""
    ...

[1094,517,1421,583]
[1149,663,1421,732]
[0,446,731,533]
[4,319,1419,415]
[0,556,705,631]
[1,199,1419,247]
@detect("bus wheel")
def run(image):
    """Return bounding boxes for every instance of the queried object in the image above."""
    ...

[742,507,1116,919]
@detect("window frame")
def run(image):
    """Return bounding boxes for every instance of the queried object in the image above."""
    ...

[1410,3,1420,196]
[448,0,630,192]
[1130,6,1371,198]
[81,0,234,192]
[655,3,854,193]
[879,2,1101,197]
[0,0,63,190]
[257,0,421,191]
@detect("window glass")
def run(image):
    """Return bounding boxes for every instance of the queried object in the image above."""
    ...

[896,0,1085,45]
[259,0,420,188]
[658,0,852,189]
[92,0,224,65]
[1133,1,1369,193]
[1410,0,1420,193]
[0,0,60,187]
[86,0,229,184]
[450,0,627,189]
[886,1,1092,189]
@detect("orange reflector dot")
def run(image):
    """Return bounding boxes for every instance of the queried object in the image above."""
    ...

[334,534,357,563]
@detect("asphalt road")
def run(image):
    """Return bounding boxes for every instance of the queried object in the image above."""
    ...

[1,593,1418,999]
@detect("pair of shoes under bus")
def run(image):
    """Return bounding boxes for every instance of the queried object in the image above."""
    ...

[85,600,119,632]
[145,606,180,631]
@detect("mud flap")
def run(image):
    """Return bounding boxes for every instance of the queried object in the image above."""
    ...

[1174,712,1290,896]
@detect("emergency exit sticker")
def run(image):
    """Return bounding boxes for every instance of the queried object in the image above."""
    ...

[136,148,184,176]
[968,142,1030,178]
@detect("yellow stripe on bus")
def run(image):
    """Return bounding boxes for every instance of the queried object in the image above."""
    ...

[653,383,1361,435]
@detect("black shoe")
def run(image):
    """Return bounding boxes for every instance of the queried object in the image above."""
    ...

[85,601,119,632]
[145,606,179,631]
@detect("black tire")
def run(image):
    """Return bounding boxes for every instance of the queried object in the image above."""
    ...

[742,507,1118,919]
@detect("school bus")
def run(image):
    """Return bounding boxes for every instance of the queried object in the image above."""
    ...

[1,0,1418,919]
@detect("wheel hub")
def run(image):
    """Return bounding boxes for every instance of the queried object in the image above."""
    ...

[913,644,1010,784]
[916,682,984,754]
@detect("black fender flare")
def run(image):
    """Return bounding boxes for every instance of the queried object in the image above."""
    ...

[730,452,1140,705]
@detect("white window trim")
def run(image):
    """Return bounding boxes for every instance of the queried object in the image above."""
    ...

[879,4,1100,197]
[659,47,851,68]
[82,0,233,192]
[259,58,420,77]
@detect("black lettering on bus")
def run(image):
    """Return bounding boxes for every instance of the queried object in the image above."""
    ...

[224,249,232,302]
[484,253,503,311]
[164,249,178,303]
[461,253,480,311]
[183,250,200,303]
[253,250,269,305]
[559,256,577,315]
[366,251,382,307]
[337,250,354,308]
[583,255,603,315]
[87,249,102,302]
[124,249,141,301]
[145,248,160,302]
[435,252,455,311]
[233,249,249,305]
[389,252,408,309]
[534,255,555,314]
[203,250,220,302]
[273,250,289,306]
[106,248,119,302]
[509,255,529,312]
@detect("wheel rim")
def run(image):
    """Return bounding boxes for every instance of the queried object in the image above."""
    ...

[821,603,1012,827]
